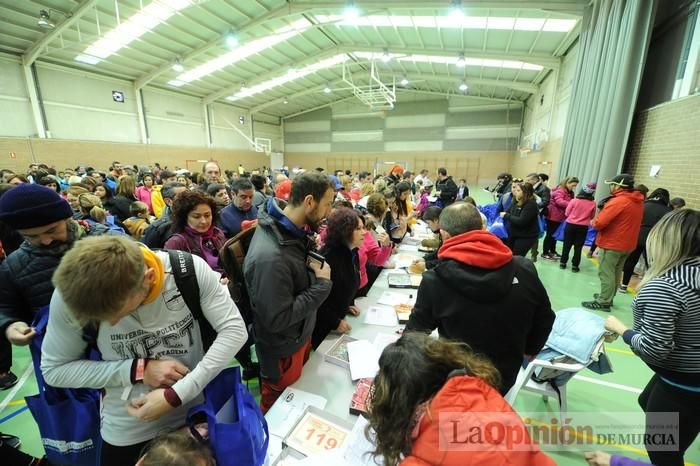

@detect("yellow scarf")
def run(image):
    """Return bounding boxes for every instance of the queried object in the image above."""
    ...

[141,247,165,305]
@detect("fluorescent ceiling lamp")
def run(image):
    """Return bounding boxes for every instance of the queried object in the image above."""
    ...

[324,85,332,93]
[172,58,184,72]
[400,76,409,86]
[381,49,391,63]
[75,0,195,64]
[314,15,577,32]
[353,51,543,71]
[459,81,468,91]
[228,54,348,101]
[456,52,466,68]
[343,1,360,22]
[172,18,311,85]
[225,32,239,48]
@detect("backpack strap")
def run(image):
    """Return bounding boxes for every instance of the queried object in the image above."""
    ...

[167,250,216,351]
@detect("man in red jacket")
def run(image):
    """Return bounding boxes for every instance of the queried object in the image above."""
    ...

[582,174,644,312]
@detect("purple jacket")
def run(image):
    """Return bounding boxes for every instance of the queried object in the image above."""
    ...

[163,228,226,274]
[611,454,651,466]
[546,186,574,222]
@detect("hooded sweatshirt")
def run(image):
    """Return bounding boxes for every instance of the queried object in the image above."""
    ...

[406,230,555,393]
[403,374,556,466]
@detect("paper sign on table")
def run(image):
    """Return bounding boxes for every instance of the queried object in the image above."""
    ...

[373,333,399,354]
[265,387,327,438]
[286,410,350,458]
[364,306,399,327]
[347,340,380,380]
[342,416,384,466]
[397,244,419,252]
[377,291,416,307]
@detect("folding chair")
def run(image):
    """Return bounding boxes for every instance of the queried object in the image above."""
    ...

[505,358,590,424]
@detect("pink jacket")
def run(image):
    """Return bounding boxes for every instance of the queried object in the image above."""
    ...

[135,186,154,214]
[358,231,392,288]
[546,186,573,222]
[565,198,596,226]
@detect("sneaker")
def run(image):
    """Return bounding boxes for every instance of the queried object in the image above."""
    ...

[572,266,580,273]
[618,284,628,294]
[0,371,18,390]
[593,293,612,304]
[0,432,21,449]
[559,263,566,269]
[552,252,562,258]
[542,253,558,261]
[582,300,611,312]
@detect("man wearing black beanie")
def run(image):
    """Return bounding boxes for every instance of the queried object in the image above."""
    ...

[0,184,114,389]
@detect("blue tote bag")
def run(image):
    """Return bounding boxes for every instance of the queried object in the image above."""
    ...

[25,306,102,466]
[188,366,269,466]
[488,217,509,239]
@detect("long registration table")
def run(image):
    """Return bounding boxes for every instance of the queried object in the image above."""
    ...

[264,222,434,464]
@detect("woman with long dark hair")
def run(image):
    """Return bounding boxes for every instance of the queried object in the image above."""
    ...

[368,333,555,466]
[500,182,540,256]
[605,208,700,466]
[311,207,365,348]
[164,190,226,275]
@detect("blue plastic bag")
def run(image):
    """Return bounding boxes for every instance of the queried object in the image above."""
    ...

[479,203,499,227]
[538,215,546,238]
[488,217,509,239]
[188,366,269,466]
[25,306,102,466]
[585,227,597,247]
[553,221,567,241]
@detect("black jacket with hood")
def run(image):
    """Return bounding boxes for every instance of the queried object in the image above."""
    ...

[406,230,555,393]
[243,198,332,365]
[436,176,459,206]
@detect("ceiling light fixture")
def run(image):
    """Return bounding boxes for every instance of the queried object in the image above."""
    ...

[459,80,468,91]
[400,76,409,86]
[456,52,466,68]
[314,15,576,32]
[324,85,332,94]
[37,9,55,29]
[225,30,239,48]
[381,48,391,63]
[170,19,312,86]
[283,97,289,104]
[228,54,348,101]
[76,0,196,64]
[449,0,464,19]
[172,58,184,73]
[342,0,360,22]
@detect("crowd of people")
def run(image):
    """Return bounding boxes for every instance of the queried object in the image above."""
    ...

[0,160,696,466]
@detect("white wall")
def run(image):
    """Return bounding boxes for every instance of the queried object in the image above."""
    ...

[0,56,43,138]
[0,53,282,150]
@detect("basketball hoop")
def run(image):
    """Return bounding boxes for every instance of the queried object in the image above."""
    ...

[254,137,272,155]
[343,60,396,111]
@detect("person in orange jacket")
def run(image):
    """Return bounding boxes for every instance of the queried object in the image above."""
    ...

[368,333,556,466]
[582,174,644,312]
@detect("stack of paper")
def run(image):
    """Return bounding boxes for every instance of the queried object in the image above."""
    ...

[347,340,380,380]
[364,306,399,327]
[377,291,416,307]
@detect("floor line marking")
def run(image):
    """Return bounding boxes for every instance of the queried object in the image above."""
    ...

[0,364,33,414]
[606,347,636,356]
[0,406,29,424]
[573,375,643,394]
[8,399,27,407]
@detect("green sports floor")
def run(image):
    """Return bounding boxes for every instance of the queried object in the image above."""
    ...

[1,189,698,466]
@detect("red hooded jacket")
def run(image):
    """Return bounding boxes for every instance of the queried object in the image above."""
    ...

[402,375,556,466]
[591,190,645,252]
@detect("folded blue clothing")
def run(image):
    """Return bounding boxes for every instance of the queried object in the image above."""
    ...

[545,308,607,364]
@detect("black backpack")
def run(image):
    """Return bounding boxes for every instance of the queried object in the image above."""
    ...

[166,250,216,351]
